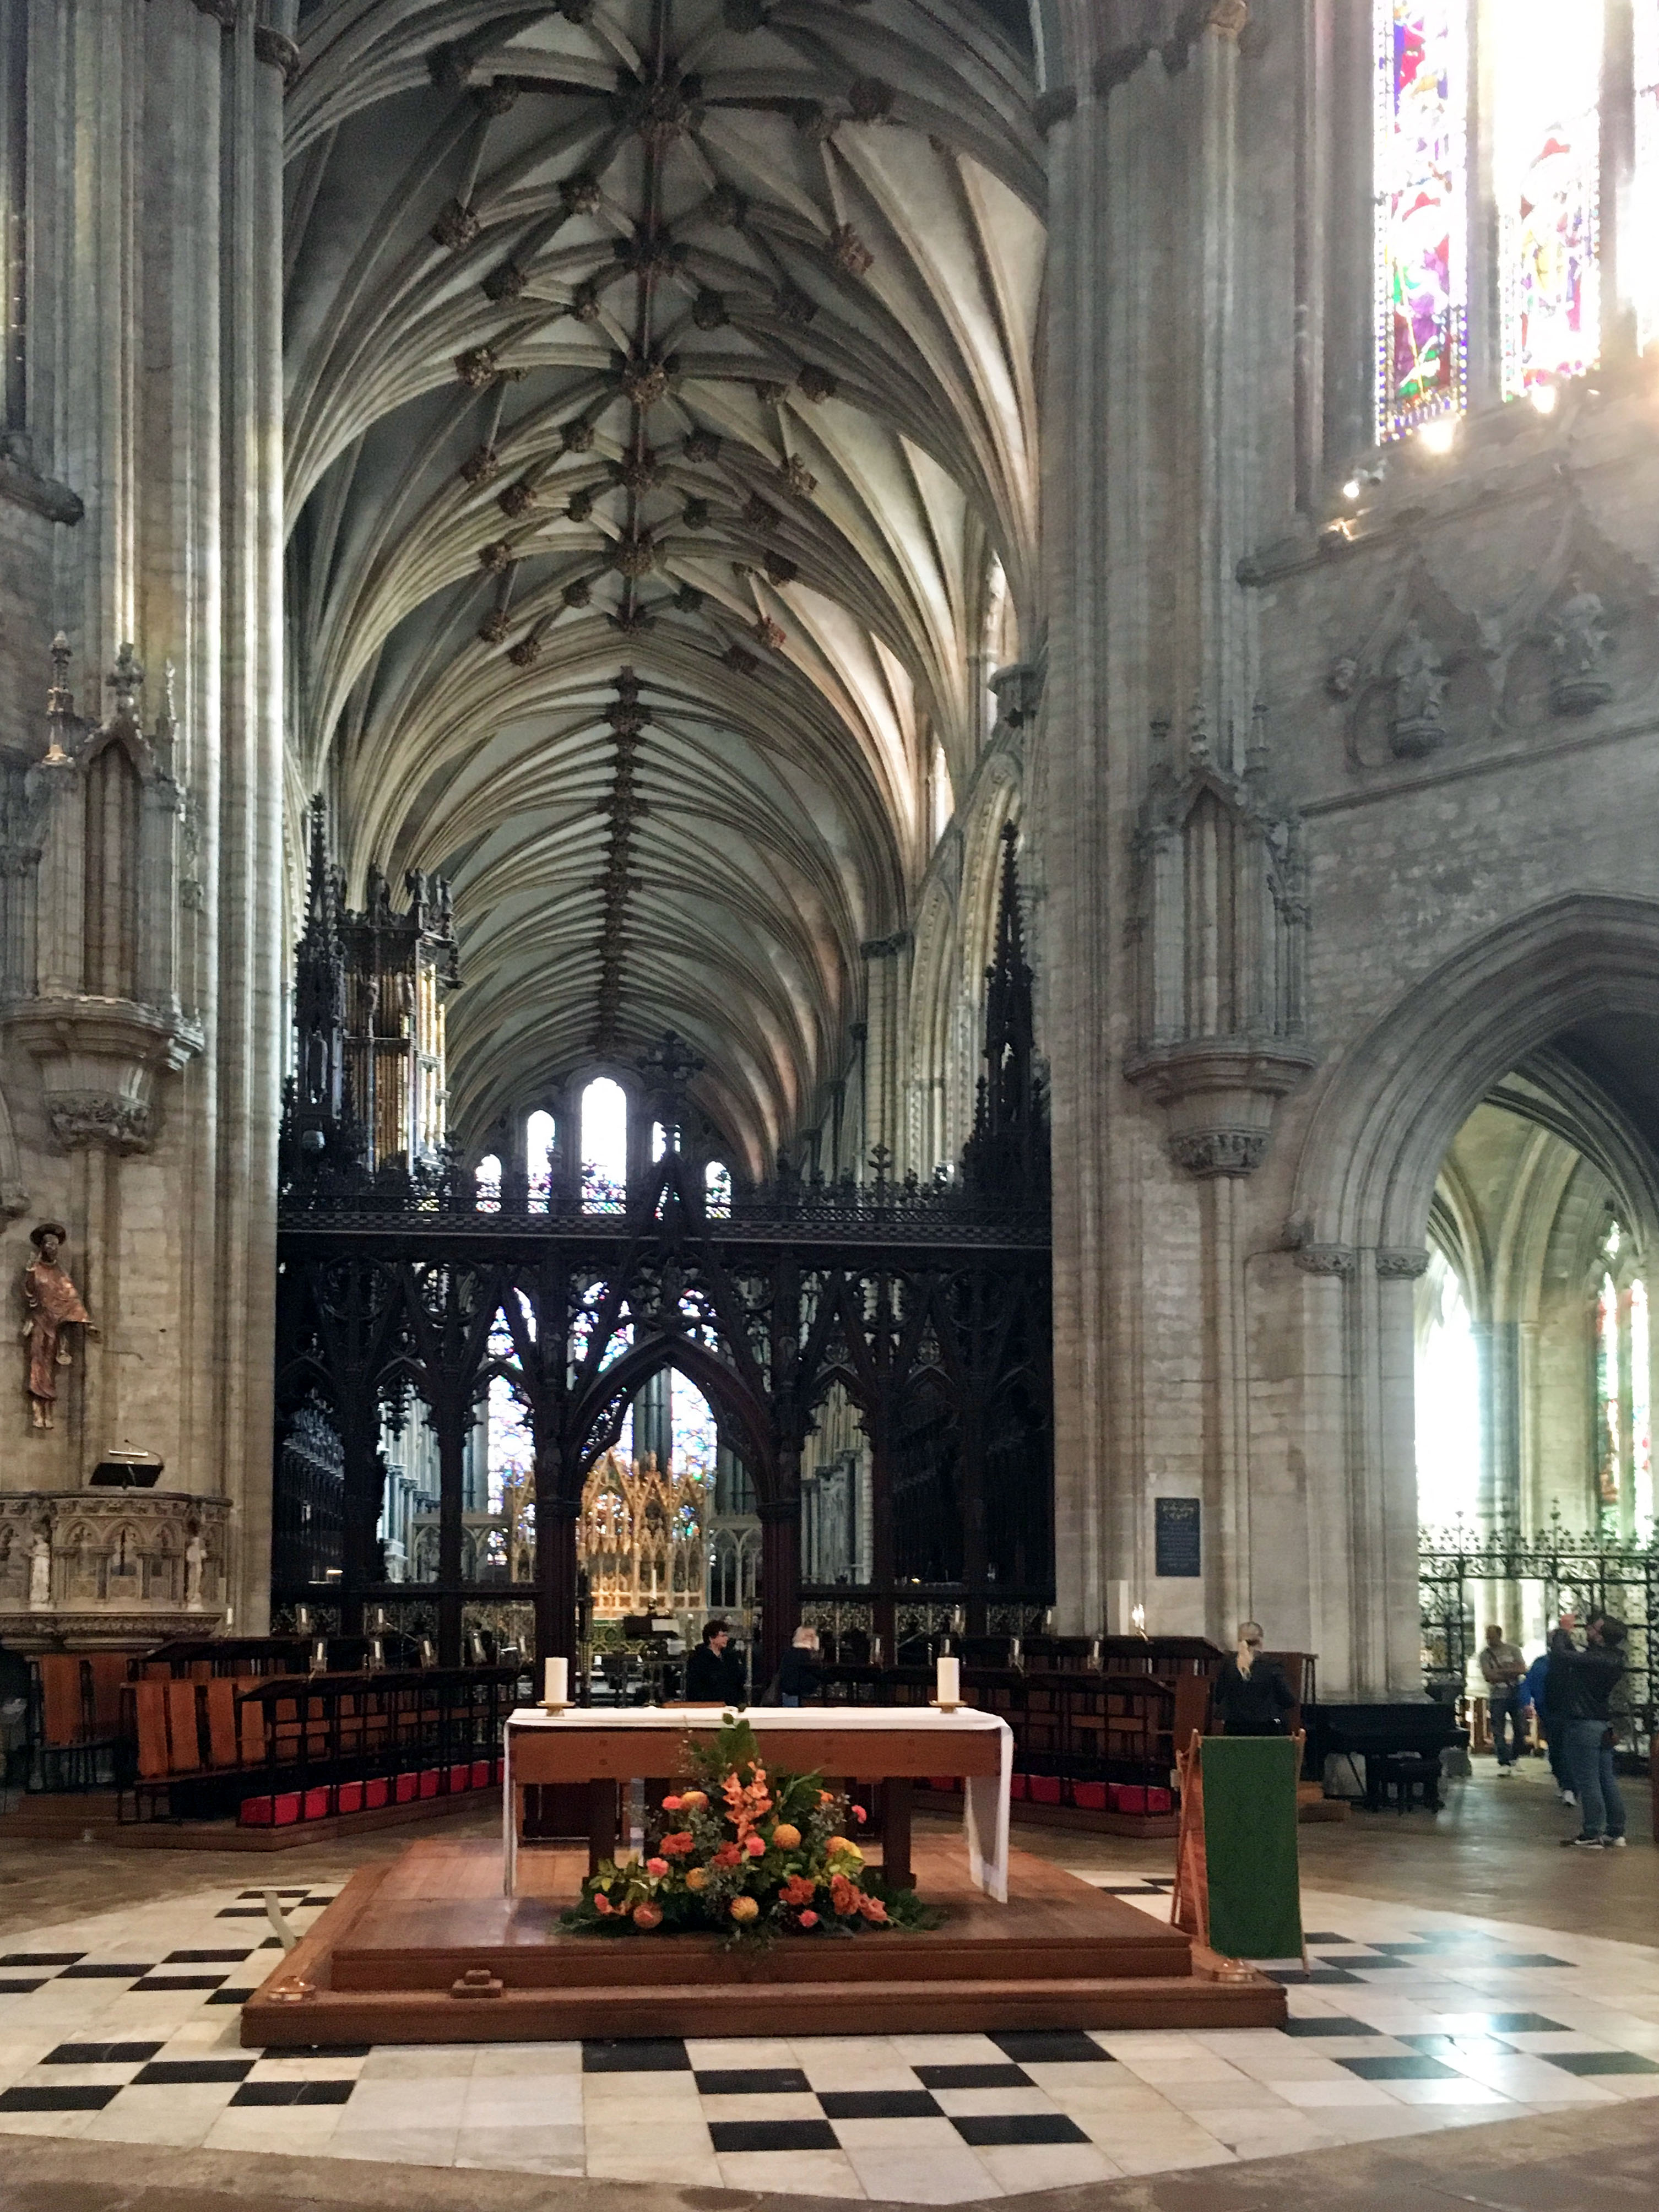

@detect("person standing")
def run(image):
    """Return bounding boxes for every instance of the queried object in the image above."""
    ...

[1521,1643,1573,1804]
[777,1625,824,1707]
[1478,1623,1527,1773]
[1553,1615,1628,1848]
[686,1618,746,1704]
[1211,1622,1296,1736]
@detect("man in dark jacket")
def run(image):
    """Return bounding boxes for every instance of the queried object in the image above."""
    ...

[1211,1622,1297,1736]
[685,1619,746,1705]
[1554,1615,1627,1848]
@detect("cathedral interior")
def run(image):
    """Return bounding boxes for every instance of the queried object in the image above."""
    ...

[1,3,1658,2209]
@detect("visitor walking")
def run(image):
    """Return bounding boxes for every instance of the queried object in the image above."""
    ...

[1211,1622,1297,1736]
[1478,1622,1527,1772]
[1553,1615,1628,1848]
[1521,1644,1573,1804]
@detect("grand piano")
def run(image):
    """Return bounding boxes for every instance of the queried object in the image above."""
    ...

[1304,1699,1466,1810]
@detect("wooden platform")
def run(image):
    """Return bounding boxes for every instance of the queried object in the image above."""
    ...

[243,1834,1285,2045]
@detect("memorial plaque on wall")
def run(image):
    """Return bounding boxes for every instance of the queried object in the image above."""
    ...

[1154,1496,1201,1577]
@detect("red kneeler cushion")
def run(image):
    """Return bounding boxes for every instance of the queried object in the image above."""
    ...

[239,1796,272,1827]
[1010,1772,1028,1799]
[1072,1781,1108,1810]
[302,1786,333,1820]
[394,1772,418,1803]
[365,1776,389,1809]
[449,1764,471,1793]
[337,1781,364,1815]
[470,1759,492,1788]
[419,1768,441,1798]
[1029,1775,1062,1804]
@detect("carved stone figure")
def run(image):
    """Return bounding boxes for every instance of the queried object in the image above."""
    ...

[20,1224,94,1430]
[185,1531,207,1610]
[28,1528,50,1607]
[1387,620,1449,757]
[1546,577,1614,715]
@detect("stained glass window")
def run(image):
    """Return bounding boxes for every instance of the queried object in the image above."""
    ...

[1495,1,1602,400]
[474,1152,501,1212]
[526,1109,555,1211]
[1632,1278,1652,1528]
[1375,1,1467,439]
[1597,1269,1622,1508]
[1637,4,1659,353]
[581,1078,628,1207]
[485,1310,535,1580]
[670,1370,717,1480]
[704,1159,731,1217]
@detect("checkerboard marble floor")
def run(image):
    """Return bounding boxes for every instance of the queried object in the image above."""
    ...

[2,1870,1657,2199]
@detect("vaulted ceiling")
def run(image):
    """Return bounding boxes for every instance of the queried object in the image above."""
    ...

[284,0,1044,1173]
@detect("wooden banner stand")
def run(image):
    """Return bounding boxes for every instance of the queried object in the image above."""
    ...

[1173,1730,1306,1972]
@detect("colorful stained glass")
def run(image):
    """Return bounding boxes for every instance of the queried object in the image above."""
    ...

[1636,4,1659,353]
[704,1159,731,1217]
[1375,1,1467,439]
[1597,1270,1621,1508]
[1633,1279,1652,1528]
[1496,2,1602,399]
[670,1369,717,1480]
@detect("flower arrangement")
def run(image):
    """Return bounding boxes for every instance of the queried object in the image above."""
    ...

[561,1714,941,1940]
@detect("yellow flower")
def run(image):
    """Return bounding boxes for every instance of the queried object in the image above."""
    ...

[771,1823,801,1851]
[685,1866,709,1891]
[729,1895,760,1922]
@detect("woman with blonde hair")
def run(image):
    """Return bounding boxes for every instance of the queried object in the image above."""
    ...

[1211,1621,1296,1736]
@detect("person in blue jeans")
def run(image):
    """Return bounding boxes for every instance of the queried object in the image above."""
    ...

[1520,1647,1574,1804]
[1552,1615,1628,1848]
[1478,1623,1527,1770]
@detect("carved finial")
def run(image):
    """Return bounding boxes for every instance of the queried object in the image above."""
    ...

[43,632,74,761]
[1185,693,1212,770]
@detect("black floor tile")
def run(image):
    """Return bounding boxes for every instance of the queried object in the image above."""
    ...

[0,1979,47,1994]
[696,2068,811,2096]
[230,2079,356,2105]
[261,2043,370,2059]
[951,2115,1091,2146]
[42,2042,163,2065]
[1543,2050,1659,2075]
[131,2059,253,2085]
[1337,1955,1413,1970]
[0,1951,83,1967]
[1300,1932,1353,1945]
[57,1963,154,1979]
[237,1890,307,1899]
[914,2063,1031,2090]
[0,2085,118,2112]
[1279,2016,1381,2037]
[818,2090,943,2119]
[1266,1968,1362,1985]
[991,2031,1113,2064]
[163,1949,253,1965]
[1477,2014,1568,2034]
[216,1908,271,1918]
[1339,2054,1461,2080]
[205,1990,257,2006]
[709,2118,838,2153]
[1371,1940,1439,1955]
[258,1938,284,1949]
[297,1896,337,1906]
[582,2038,689,2072]
[131,1974,227,1992]
[1401,2033,1517,2058]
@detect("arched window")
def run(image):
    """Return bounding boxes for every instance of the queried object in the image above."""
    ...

[581,1078,628,1207]
[670,1370,718,1480]
[1374,1,1630,441]
[1416,1245,1481,1530]
[526,1109,556,1210]
[1590,1217,1651,1533]
[931,741,954,845]
[704,1159,731,1217]
[474,1153,501,1213]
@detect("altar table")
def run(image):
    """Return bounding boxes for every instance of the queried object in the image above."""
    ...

[502,1704,1012,1902]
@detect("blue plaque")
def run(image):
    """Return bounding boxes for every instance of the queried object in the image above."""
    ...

[1154,1496,1201,1578]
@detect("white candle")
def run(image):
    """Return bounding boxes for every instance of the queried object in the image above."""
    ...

[936,1655,960,1706]
[544,1656,568,1705]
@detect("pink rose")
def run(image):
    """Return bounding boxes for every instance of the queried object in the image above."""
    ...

[745,1833,766,1857]
[798,1910,818,1928]
[661,1794,683,1811]
[646,1857,669,1877]
[594,1894,612,1916]
[852,1804,867,1824]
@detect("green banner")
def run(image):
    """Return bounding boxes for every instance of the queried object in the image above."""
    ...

[1200,1736,1303,1961]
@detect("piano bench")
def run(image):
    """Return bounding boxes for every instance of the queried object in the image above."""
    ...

[1377,1750,1443,1814]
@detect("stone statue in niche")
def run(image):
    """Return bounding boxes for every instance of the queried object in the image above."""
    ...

[185,1531,207,1611]
[28,1527,51,1607]
[1386,620,1449,757]
[20,1225,95,1430]
[1546,577,1614,716]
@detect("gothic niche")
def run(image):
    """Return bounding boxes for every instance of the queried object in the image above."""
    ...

[1496,503,1659,729]
[1327,556,1494,768]
[1124,713,1314,1177]
[1,638,201,1153]
[578,1447,706,1617]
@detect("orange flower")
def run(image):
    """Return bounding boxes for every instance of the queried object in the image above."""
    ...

[729,1895,760,1922]
[723,1764,773,1841]
[856,1893,888,1924]
[661,1794,684,1812]
[798,1909,818,1928]
[594,1893,613,1916]
[829,1872,859,1917]
[780,1873,816,1907]
[659,1831,695,1857]
[745,1834,766,1858]
[680,1789,708,1809]
[685,1867,709,1891]
[712,1842,741,1868]
[771,1823,801,1851]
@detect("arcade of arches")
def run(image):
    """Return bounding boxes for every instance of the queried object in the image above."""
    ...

[6,0,1659,1726]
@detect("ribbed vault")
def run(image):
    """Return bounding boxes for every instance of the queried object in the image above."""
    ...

[284,0,1043,1172]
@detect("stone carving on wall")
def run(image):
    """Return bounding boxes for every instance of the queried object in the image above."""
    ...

[20,1223,94,1429]
[0,1490,230,1649]
[1497,502,1658,729]
[0,639,202,1153]
[1327,555,1495,767]
[1124,708,1315,1177]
